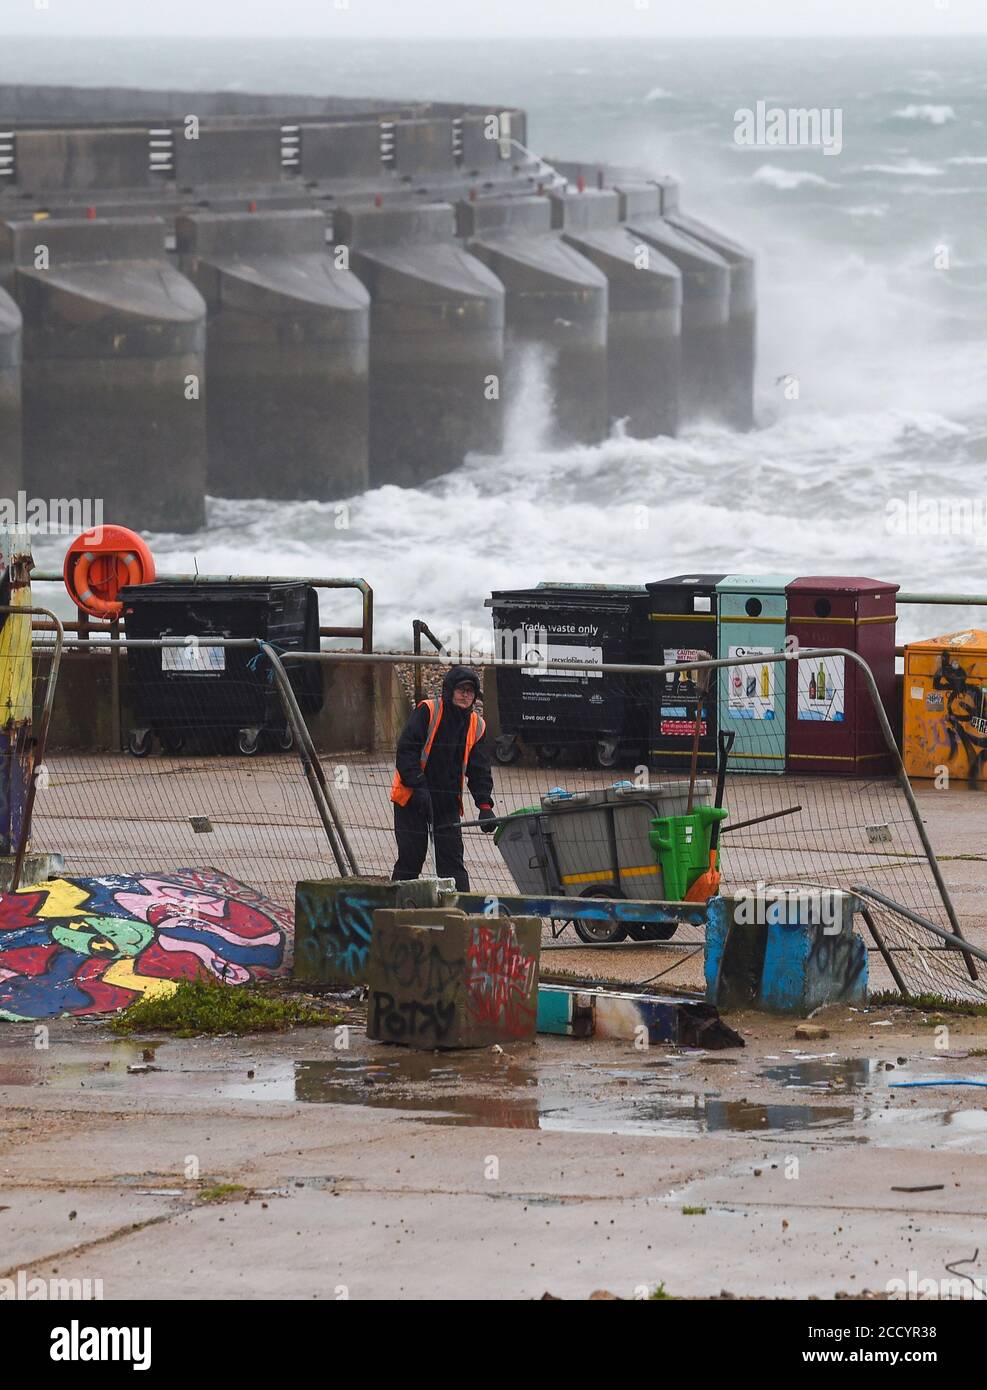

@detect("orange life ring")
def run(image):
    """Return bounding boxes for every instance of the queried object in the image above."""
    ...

[63,525,156,620]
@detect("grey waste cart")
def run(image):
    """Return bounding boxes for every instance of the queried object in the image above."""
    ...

[494,780,711,944]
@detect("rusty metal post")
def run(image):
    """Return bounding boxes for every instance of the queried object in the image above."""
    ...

[0,528,33,864]
[11,607,64,892]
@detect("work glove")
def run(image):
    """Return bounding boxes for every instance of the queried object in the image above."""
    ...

[478,804,496,834]
[410,786,433,823]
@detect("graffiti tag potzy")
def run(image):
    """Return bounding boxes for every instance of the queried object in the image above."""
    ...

[0,868,291,1020]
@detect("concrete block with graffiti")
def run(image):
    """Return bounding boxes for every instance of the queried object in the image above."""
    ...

[705,890,868,1015]
[367,908,541,1049]
[294,876,458,987]
[0,868,292,1020]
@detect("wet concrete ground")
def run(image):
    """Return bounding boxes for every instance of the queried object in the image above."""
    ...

[2,1005,986,1299]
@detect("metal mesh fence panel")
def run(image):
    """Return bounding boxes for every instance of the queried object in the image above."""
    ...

[26,645,337,911]
[19,640,987,1003]
[323,650,986,1002]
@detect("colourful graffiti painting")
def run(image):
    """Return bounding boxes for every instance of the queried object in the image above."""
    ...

[932,654,987,780]
[464,922,537,1038]
[0,867,292,1020]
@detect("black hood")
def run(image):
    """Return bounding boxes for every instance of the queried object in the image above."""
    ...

[441,665,482,707]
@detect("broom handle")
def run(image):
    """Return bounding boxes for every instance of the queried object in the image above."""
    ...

[709,730,735,853]
[685,663,710,815]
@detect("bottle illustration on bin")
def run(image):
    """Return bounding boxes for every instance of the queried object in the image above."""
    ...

[785,576,898,775]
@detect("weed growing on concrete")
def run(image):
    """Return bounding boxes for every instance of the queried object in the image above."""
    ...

[198,1184,247,1204]
[681,1206,707,1216]
[869,991,987,1018]
[110,979,342,1037]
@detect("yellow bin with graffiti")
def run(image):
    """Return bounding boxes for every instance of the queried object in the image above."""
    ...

[903,629,987,781]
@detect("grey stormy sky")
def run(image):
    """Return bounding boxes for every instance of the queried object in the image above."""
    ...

[3,0,986,39]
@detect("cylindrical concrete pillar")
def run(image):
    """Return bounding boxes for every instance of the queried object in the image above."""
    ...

[617,185,732,427]
[0,289,22,501]
[459,196,609,447]
[550,189,682,439]
[177,210,370,501]
[0,217,207,532]
[335,203,505,488]
[663,208,756,431]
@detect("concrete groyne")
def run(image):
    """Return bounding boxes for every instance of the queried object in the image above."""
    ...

[0,86,756,527]
[0,215,206,531]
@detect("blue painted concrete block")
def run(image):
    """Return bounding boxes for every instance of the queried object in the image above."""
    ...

[706,890,868,1015]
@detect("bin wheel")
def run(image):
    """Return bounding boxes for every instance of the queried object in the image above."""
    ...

[627,922,678,942]
[276,726,295,753]
[237,728,261,757]
[536,743,561,767]
[128,729,153,758]
[594,738,619,770]
[494,736,521,765]
[160,734,185,756]
[572,886,628,945]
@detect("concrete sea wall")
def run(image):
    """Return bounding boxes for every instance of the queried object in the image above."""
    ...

[0,87,756,527]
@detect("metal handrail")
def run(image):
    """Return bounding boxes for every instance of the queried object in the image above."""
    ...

[897,592,987,605]
[29,572,374,652]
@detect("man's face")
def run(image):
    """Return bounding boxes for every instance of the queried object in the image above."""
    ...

[452,681,476,709]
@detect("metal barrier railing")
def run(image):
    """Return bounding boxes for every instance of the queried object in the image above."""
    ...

[895,591,987,657]
[21,634,987,1001]
[276,644,983,999]
[55,635,356,883]
[29,572,374,650]
[28,573,372,756]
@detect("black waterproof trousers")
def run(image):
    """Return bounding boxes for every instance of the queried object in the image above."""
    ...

[391,794,469,892]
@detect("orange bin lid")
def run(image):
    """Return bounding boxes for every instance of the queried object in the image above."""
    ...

[905,628,987,652]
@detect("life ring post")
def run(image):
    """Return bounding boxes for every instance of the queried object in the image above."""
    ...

[62,525,156,622]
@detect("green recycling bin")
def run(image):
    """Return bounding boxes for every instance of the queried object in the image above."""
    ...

[648,805,728,902]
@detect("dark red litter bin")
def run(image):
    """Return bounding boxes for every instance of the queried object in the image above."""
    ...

[785,577,899,775]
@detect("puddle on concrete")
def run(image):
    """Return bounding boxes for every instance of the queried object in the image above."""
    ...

[760,1057,921,1092]
[2,1043,985,1146]
[287,1059,857,1138]
[290,1057,542,1129]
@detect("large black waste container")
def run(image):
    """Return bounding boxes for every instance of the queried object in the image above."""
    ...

[120,581,322,756]
[645,574,725,771]
[486,582,650,769]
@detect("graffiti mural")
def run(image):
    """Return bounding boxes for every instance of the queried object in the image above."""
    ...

[0,867,291,1020]
[931,653,987,781]
[367,913,541,1048]
[464,922,537,1038]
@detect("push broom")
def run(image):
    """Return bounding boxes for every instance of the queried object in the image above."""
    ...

[684,727,735,903]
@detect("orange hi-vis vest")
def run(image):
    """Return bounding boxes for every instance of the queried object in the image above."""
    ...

[391,698,486,809]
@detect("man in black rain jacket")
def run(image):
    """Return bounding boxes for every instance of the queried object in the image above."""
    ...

[390,664,495,892]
